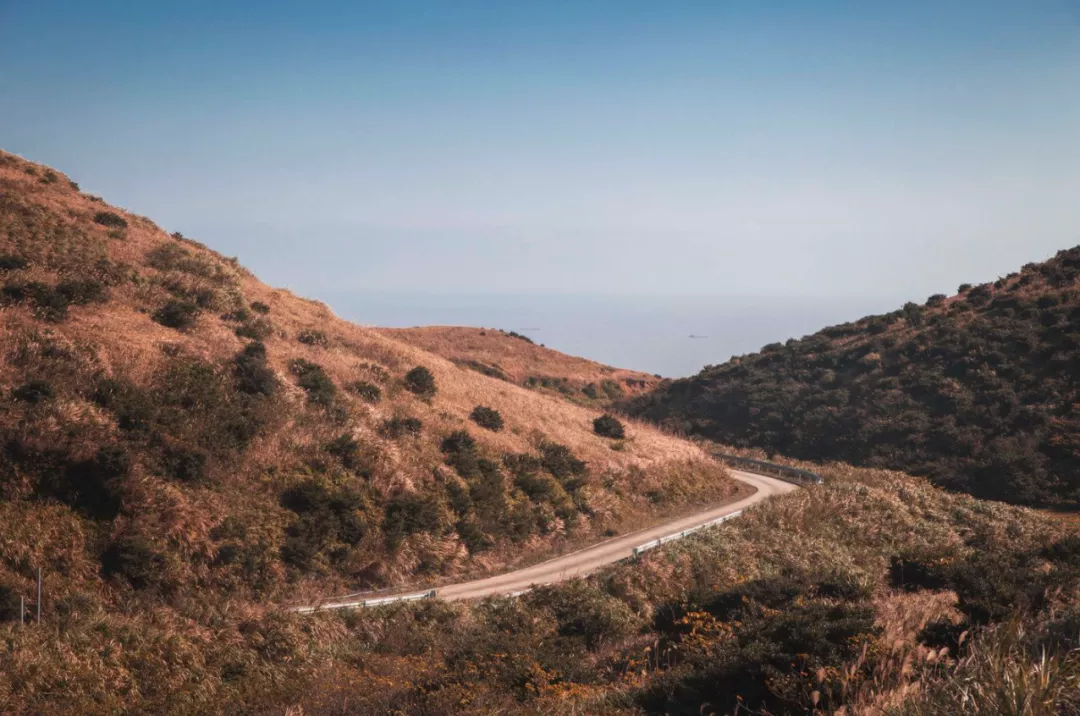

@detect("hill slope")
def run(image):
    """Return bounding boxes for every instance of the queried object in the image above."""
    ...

[628,248,1080,508]
[0,149,735,609]
[380,325,661,406]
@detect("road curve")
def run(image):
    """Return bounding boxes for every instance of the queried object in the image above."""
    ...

[297,470,796,611]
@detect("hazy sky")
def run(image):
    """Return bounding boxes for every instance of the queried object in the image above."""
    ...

[2,1,1079,301]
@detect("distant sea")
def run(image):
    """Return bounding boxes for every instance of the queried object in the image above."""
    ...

[318,292,907,378]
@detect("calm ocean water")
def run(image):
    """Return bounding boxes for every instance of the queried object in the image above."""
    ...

[318,292,906,378]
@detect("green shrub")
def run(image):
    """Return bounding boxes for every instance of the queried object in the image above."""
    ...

[234,317,273,340]
[296,328,328,346]
[593,414,625,439]
[927,293,947,306]
[539,441,588,491]
[503,330,534,344]
[530,580,641,651]
[279,480,369,571]
[101,534,167,591]
[582,383,599,399]
[250,301,271,314]
[600,379,625,399]
[404,366,437,398]
[379,416,422,439]
[93,211,128,229]
[1,281,71,321]
[454,359,509,381]
[347,381,381,403]
[92,378,155,432]
[383,493,445,548]
[161,445,208,483]
[289,359,335,407]
[39,446,129,520]
[57,279,107,306]
[233,342,277,396]
[0,254,27,271]
[469,406,504,431]
[958,283,973,293]
[324,434,373,475]
[152,300,200,330]
[12,380,53,404]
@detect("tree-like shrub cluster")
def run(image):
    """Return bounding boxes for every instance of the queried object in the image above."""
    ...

[289,359,336,407]
[469,405,504,431]
[403,365,436,398]
[1,278,109,321]
[296,328,328,346]
[152,299,200,330]
[593,413,625,439]
[629,246,1080,507]
[379,416,422,439]
[347,380,381,403]
[93,211,128,229]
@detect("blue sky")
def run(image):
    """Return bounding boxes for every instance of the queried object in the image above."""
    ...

[2,1,1078,300]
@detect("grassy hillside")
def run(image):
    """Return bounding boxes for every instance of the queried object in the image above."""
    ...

[0,149,736,613]
[5,452,1076,714]
[628,249,1080,508]
[381,325,661,406]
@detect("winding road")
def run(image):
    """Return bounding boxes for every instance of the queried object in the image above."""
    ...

[295,469,797,612]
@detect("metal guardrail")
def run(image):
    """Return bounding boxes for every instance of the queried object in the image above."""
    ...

[713,453,823,486]
[630,509,744,559]
[291,458,820,612]
[292,588,437,614]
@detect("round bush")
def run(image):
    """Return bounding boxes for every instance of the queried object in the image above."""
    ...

[469,406,504,432]
[404,366,436,398]
[593,414,625,439]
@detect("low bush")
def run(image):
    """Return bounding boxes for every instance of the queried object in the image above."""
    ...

[38,446,129,520]
[101,534,167,591]
[161,444,208,483]
[279,480,369,571]
[152,300,200,330]
[234,317,273,340]
[347,381,381,403]
[530,580,641,651]
[93,211,128,229]
[2,281,71,321]
[324,433,374,475]
[233,342,277,396]
[250,301,271,314]
[454,359,509,381]
[383,493,446,548]
[539,441,588,491]
[289,359,336,407]
[503,330,534,344]
[469,406,504,431]
[404,366,437,398]
[57,279,107,305]
[379,416,422,439]
[12,380,53,404]
[296,328,328,346]
[0,254,28,271]
[593,413,625,439]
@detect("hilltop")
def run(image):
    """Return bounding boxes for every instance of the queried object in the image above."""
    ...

[380,325,661,406]
[0,148,736,611]
[627,247,1080,508]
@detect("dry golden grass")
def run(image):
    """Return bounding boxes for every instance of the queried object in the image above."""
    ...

[382,325,662,397]
[0,148,732,595]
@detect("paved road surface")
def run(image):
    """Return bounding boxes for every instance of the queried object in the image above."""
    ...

[297,469,796,611]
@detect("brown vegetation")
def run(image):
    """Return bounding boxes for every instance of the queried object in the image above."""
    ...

[381,325,662,406]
